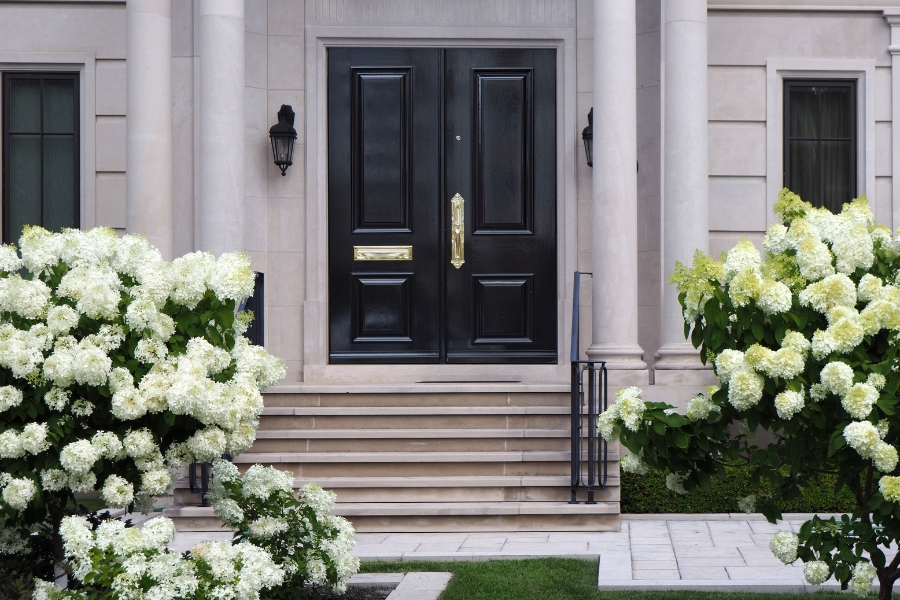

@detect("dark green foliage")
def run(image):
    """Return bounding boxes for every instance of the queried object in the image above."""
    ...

[621,467,855,514]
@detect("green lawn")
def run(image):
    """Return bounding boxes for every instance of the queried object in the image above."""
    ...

[359,558,893,599]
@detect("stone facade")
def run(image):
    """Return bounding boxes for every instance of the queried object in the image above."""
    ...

[2,0,898,389]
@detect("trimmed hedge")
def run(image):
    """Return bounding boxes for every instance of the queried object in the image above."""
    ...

[621,467,856,514]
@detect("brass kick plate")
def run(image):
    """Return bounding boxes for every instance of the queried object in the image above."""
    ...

[353,246,413,261]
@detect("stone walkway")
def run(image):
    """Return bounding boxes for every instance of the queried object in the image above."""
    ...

[163,513,890,593]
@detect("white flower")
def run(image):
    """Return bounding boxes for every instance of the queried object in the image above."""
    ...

[832,222,874,274]
[171,252,214,308]
[60,439,100,474]
[307,558,328,586]
[770,532,798,564]
[795,236,835,281]
[44,388,69,411]
[0,386,23,412]
[2,477,36,510]
[20,423,49,454]
[868,372,887,391]
[728,370,764,410]
[842,383,879,419]
[248,516,289,539]
[879,476,900,502]
[723,240,761,282]
[141,517,176,548]
[665,472,688,495]
[849,562,877,596]
[135,338,168,364]
[40,469,67,492]
[615,387,645,432]
[715,350,746,381]
[737,495,756,514]
[809,383,826,402]
[46,304,79,336]
[774,390,804,420]
[140,468,172,496]
[232,338,286,390]
[874,441,898,473]
[186,337,232,375]
[0,245,22,273]
[212,498,245,526]
[186,427,227,462]
[844,421,881,458]
[799,274,857,314]
[242,464,294,499]
[70,398,94,417]
[803,560,831,585]
[164,442,194,469]
[101,475,135,508]
[686,394,720,421]
[0,430,23,459]
[757,280,792,315]
[858,274,884,302]
[0,276,52,319]
[820,362,854,397]
[111,388,148,421]
[208,252,255,301]
[620,453,649,475]
[597,403,620,441]
[73,344,112,386]
[67,471,97,493]
[763,224,790,256]
[59,516,93,558]
[43,349,75,387]
[124,428,157,459]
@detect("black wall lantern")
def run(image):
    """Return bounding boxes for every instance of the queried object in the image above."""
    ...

[582,108,593,168]
[269,104,297,176]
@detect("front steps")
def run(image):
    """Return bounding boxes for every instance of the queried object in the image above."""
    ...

[166,390,621,532]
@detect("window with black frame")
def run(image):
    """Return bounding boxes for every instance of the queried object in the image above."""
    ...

[2,73,79,244]
[783,79,857,214]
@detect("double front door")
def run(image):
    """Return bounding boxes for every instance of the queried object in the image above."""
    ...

[328,48,557,364]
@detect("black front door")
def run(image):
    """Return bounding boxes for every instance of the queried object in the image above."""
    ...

[328,48,556,364]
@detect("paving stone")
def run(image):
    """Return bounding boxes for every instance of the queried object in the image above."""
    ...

[387,572,452,600]
[632,560,679,570]
[678,566,730,580]
[673,547,742,558]
[676,556,747,567]
[632,570,681,580]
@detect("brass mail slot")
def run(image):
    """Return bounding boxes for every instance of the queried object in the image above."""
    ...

[353,246,413,261]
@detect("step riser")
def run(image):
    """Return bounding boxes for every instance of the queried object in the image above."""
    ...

[242,461,617,478]
[174,485,619,504]
[248,438,572,453]
[345,514,621,532]
[258,415,574,430]
[263,392,571,408]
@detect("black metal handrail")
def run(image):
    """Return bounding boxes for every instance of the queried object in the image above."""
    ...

[569,271,609,504]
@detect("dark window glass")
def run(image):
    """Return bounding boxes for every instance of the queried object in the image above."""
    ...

[784,80,856,213]
[3,73,79,244]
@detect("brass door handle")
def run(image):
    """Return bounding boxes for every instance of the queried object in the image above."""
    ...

[451,193,465,269]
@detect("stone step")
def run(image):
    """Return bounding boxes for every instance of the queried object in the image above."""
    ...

[174,474,620,504]
[165,501,621,532]
[262,406,571,416]
[232,450,620,464]
[263,391,571,408]
[254,428,572,438]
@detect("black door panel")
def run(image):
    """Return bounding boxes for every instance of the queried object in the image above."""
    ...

[328,48,556,364]
[444,49,557,363]
[329,48,441,363]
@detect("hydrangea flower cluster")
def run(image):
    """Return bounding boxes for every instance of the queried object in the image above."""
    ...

[0,227,285,551]
[35,515,284,600]
[207,459,360,593]
[603,191,900,596]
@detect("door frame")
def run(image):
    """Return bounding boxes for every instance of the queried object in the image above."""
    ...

[302,25,578,385]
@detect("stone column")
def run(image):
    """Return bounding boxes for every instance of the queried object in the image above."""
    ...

[655,0,714,385]
[126,0,173,259]
[198,0,245,256]
[587,0,648,380]
[885,10,900,232]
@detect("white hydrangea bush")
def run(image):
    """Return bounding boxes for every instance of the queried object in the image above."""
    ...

[33,515,284,600]
[207,459,360,594]
[0,227,284,565]
[599,191,900,597]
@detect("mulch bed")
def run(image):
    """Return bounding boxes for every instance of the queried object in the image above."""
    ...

[296,587,394,600]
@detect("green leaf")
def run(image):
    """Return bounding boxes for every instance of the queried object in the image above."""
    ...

[827,429,847,457]
[751,322,764,342]
[652,420,667,435]
[877,393,898,416]
[672,430,690,449]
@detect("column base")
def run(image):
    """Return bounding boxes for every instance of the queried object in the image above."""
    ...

[585,343,649,385]
[654,342,719,386]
